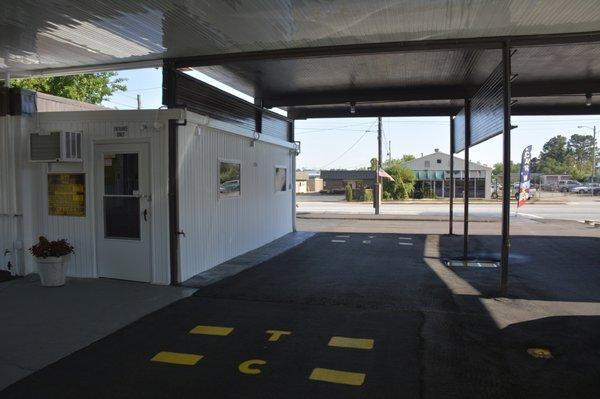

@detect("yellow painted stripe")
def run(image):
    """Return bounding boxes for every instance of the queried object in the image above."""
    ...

[309,368,365,386]
[151,351,203,366]
[328,336,374,350]
[189,325,234,336]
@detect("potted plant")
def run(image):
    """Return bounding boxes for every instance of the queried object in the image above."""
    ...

[29,236,74,287]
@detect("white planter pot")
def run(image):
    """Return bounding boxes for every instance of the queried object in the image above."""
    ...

[36,256,68,287]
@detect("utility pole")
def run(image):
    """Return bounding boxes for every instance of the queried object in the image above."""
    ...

[388,140,392,163]
[375,117,382,215]
[136,94,142,110]
[593,126,597,183]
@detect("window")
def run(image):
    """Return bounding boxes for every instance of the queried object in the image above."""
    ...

[219,161,241,198]
[424,161,431,168]
[275,167,287,192]
[437,159,442,164]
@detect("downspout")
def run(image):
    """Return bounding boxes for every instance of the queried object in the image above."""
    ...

[5,73,20,275]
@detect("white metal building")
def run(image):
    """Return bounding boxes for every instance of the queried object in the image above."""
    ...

[404,150,493,199]
[0,88,295,284]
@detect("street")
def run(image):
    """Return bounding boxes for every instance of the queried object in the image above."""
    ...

[297,195,600,222]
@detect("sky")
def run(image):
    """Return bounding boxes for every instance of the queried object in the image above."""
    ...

[103,68,600,169]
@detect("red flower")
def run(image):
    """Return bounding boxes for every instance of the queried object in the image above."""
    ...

[29,236,74,258]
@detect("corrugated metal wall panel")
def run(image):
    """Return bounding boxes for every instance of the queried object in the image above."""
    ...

[470,64,504,147]
[177,121,293,282]
[169,71,292,141]
[453,108,466,153]
[261,112,290,141]
[175,72,256,132]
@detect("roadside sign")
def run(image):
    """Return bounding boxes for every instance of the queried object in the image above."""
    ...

[517,145,532,208]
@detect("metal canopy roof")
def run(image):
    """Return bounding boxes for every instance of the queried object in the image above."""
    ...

[2,0,600,74]
[2,1,600,117]
[193,41,600,118]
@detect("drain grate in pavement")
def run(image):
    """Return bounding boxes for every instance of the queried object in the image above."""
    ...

[443,259,499,268]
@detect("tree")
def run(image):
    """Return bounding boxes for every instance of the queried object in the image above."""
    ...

[382,164,416,200]
[369,158,378,170]
[492,161,520,175]
[400,154,415,162]
[567,134,595,165]
[11,72,127,104]
[536,135,569,174]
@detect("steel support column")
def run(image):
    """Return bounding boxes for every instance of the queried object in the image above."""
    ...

[291,121,297,232]
[449,116,455,235]
[500,43,513,296]
[463,100,471,259]
[375,116,382,215]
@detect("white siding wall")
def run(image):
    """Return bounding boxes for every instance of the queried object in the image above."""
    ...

[0,116,30,273]
[177,121,293,282]
[17,111,174,283]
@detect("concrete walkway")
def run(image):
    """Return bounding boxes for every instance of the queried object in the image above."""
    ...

[183,231,315,287]
[0,275,195,390]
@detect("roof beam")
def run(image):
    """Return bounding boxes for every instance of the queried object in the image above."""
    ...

[264,80,600,108]
[289,102,600,119]
[288,106,458,119]
[511,104,600,116]
[264,86,470,108]
[171,31,600,68]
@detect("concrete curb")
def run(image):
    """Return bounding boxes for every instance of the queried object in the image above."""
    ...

[296,213,498,223]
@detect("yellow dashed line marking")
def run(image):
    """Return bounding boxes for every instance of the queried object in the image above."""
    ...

[189,325,234,336]
[309,368,365,386]
[336,235,350,238]
[151,351,203,366]
[328,336,374,350]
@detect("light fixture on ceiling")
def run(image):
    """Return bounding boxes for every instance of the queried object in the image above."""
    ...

[350,101,356,114]
[586,93,592,107]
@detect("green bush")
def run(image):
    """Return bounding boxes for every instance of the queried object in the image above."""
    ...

[345,184,353,202]
[364,188,373,202]
[382,165,416,200]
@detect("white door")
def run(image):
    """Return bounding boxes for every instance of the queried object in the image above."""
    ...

[94,142,151,282]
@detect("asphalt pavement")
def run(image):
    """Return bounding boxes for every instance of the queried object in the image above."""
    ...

[3,232,600,398]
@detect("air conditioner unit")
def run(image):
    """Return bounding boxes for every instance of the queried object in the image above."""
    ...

[29,131,82,162]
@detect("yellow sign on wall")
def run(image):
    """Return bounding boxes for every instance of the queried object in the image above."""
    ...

[48,173,86,216]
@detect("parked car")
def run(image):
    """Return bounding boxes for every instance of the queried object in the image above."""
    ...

[570,184,591,194]
[557,180,582,192]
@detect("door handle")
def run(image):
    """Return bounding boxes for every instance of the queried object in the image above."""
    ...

[143,209,148,221]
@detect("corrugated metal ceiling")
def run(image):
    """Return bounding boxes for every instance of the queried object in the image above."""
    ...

[2,0,600,74]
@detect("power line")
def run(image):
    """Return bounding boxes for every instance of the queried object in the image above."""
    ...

[123,86,162,92]
[320,119,377,169]
[104,99,136,109]
[296,128,374,135]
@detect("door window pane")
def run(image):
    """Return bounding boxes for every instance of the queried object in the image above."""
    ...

[219,161,241,197]
[275,167,287,191]
[104,153,139,195]
[104,197,140,239]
